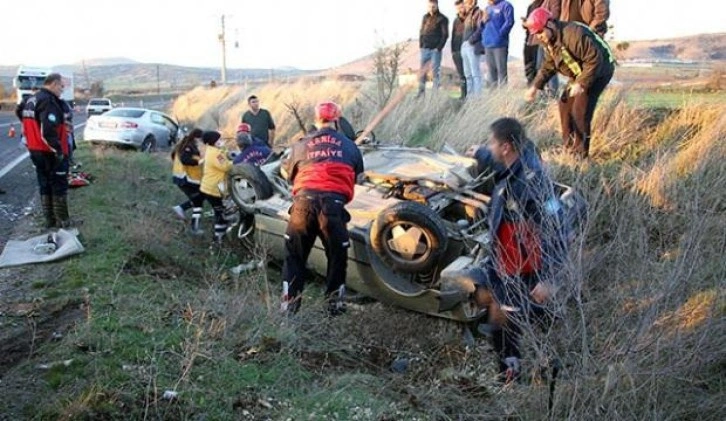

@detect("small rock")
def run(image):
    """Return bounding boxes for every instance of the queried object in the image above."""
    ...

[391,357,409,374]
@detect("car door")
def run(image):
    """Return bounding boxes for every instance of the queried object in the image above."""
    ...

[149,112,171,144]
[160,114,180,145]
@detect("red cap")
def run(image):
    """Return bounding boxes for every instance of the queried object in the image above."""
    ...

[236,123,251,133]
[524,7,553,35]
[314,101,341,122]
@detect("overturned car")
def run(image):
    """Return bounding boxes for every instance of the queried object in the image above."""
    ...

[226,142,586,323]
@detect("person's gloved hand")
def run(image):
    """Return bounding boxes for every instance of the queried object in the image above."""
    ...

[524,86,538,102]
[54,150,65,167]
[569,83,584,97]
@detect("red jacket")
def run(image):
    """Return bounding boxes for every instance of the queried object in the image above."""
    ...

[20,88,68,155]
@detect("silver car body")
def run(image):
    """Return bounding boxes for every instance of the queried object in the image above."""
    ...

[83,107,180,150]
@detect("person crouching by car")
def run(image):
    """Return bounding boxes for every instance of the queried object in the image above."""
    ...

[465,117,569,384]
[171,128,205,233]
[281,101,364,317]
[233,129,272,166]
[199,130,233,246]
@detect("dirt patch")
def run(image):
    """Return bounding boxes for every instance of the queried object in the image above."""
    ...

[0,300,85,377]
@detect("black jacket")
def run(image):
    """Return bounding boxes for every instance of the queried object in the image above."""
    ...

[451,13,466,53]
[533,21,615,90]
[419,11,449,50]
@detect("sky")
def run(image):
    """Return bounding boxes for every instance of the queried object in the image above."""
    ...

[0,0,722,70]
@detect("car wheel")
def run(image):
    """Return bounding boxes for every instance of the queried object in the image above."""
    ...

[370,201,448,273]
[140,135,156,153]
[228,163,273,213]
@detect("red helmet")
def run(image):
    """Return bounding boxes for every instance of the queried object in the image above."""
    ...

[314,101,341,122]
[236,122,251,133]
[524,7,553,35]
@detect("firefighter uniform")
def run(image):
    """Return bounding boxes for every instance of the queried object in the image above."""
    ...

[20,87,71,228]
[282,125,364,315]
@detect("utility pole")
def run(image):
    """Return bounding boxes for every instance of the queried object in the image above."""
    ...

[156,64,160,94]
[81,60,91,93]
[219,14,227,85]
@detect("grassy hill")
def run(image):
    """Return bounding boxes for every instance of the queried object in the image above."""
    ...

[0,79,723,419]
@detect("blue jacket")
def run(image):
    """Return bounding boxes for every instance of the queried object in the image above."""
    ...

[233,144,272,166]
[476,144,568,283]
[482,0,515,48]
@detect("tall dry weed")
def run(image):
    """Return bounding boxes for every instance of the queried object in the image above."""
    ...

[170,82,724,419]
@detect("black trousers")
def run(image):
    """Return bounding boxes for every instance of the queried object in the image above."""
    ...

[176,182,204,210]
[558,70,613,158]
[201,193,227,239]
[523,44,539,86]
[283,194,351,300]
[30,151,68,197]
[452,51,467,99]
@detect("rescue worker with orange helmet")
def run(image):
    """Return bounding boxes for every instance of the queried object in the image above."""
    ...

[281,101,364,316]
[523,7,615,158]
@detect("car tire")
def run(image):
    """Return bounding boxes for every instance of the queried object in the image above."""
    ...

[140,135,156,153]
[369,201,448,273]
[228,163,273,213]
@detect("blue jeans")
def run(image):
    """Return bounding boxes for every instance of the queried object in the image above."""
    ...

[485,47,509,87]
[419,48,442,94]
[461,43,482,96]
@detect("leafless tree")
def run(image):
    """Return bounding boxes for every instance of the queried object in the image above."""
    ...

[372,41,407,109]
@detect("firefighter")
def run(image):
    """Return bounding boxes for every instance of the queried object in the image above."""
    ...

[467,118,569,383]
[281,101,364,316]
[232,129,272,166]
[19,74,72,228]
[524,7,615,158]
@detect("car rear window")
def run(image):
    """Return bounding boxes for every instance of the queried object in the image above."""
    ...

[104,109,145,118]
[89,99,111,105]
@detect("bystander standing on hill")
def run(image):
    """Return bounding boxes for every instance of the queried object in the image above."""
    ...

[560,0,609,37]
[482,0,515,87]
[524,7,615,158]
[451,0,468,99]
[417,0,449,97]
[461,0,485,96]
[241,95,276,147]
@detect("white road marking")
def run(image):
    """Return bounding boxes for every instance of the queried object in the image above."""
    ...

[0,122,86,179]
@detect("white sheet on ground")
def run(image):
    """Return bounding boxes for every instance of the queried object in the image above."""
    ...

[0,229,84,268]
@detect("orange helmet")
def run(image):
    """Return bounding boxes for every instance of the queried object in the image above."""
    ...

[314,101,341,122]
[524,7,553,35]
[236,122,251,133]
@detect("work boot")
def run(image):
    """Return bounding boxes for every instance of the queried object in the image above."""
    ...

[52,195,72,228]
[501,356,521,386]
[190,207,204,235]
[326,285,347,317]
[172,205,186,220]
[41,195,56,229]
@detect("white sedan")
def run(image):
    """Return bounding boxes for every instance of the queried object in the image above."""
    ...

[83,107,182,151]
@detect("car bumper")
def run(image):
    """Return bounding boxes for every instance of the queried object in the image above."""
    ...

[83,128,144,148]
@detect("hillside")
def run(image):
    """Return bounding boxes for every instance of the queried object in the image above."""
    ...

[616,32,726,62]
[0,62,316,94]
[325,33,726,78]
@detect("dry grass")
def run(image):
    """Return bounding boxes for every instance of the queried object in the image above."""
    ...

[167,80,726,419]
